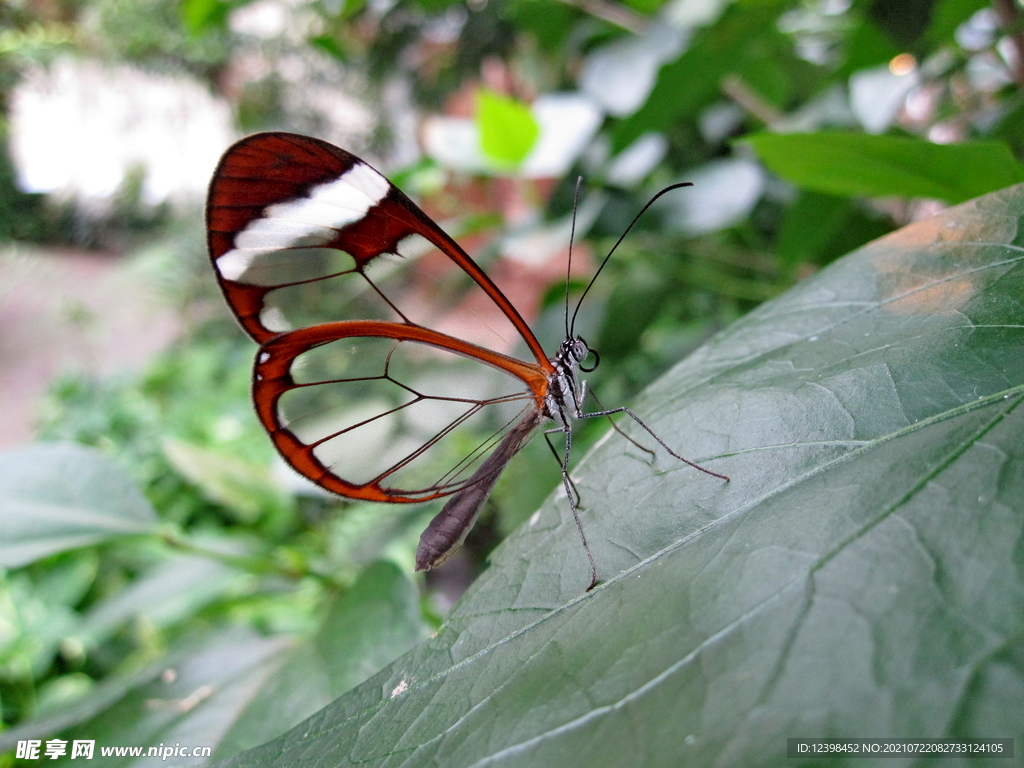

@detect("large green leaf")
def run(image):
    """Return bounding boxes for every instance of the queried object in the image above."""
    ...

[216,184,1024,767]
[0,443,159,568]
[744,132,1024,203]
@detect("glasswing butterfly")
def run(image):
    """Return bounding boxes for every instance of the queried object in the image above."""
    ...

[206,132,726,590]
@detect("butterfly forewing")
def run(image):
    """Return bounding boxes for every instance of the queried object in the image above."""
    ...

[207,132,545,361]
[208,132,554,504]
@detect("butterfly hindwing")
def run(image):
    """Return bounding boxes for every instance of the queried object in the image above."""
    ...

[252,320,548,501]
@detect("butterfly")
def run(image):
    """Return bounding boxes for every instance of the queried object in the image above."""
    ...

[206,132,727,590]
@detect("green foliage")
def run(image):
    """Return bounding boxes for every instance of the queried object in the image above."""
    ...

[0,322,431,735]
[613,0,814,152]
[774,191,893,277]
[36,335,272,519]
[213,562,427,758]
[0,563,426,764]
[0,7,75,103]
[500,0,578,53]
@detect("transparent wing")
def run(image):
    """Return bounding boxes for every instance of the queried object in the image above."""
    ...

[254,321,548,501]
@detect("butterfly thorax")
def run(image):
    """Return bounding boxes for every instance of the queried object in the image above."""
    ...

[544,336,590,420]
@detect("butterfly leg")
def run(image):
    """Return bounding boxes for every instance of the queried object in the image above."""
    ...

[573,400,729,482]
[543,428,582,508]
[551,415,599,591]
[583,387,656,461]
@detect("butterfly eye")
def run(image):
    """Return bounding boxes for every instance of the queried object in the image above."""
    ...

[569,338,598,372]
[570,337,588,359]
[580,347,599,373]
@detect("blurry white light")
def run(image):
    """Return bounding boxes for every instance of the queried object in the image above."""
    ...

[9,58,235,206]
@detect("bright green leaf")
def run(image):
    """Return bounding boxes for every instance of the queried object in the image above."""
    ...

[743,132,1024,203]
[212,183,1024,767]
[476,90,539,169]
[0,443,159,568]
[180,0,233,33]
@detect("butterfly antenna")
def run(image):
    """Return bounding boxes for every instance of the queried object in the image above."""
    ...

[565,176,584,340]
[569,181,693,337]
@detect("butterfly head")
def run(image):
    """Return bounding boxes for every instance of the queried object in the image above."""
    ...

[561,336,599,374]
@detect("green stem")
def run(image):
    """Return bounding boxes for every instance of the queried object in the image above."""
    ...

[158,527,339,586]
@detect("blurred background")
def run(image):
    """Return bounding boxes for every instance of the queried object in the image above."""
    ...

[0,0,1022,758]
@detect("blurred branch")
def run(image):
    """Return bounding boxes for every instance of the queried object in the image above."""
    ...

[721,74,784,127]
[552,0,647,34]
[992,0,1024,88]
